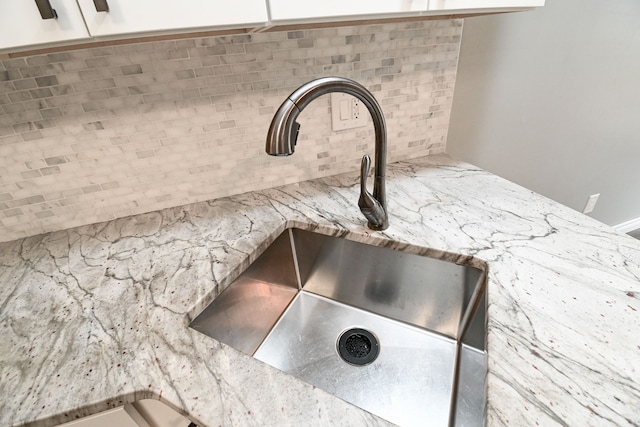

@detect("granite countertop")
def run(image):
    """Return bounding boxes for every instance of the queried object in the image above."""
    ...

[1,155,639,427]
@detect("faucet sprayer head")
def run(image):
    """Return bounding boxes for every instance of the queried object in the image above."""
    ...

[266,99,301,156]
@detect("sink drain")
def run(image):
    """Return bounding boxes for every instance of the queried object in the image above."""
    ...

[337,328,379,366]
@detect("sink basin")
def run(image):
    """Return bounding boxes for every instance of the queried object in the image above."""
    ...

[190,228,487,427]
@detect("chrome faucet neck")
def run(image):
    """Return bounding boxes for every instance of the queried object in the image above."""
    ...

[266,77,389,230]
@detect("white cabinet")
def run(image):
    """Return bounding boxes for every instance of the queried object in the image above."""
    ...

[269,0,545,24]
[427,0,545,15]
[76,0,269,37]
[131,399,191,427]
[56,400,191,427]
[57,405,148,427]
[0,0,90,51]
[269,0,428,24]
[0,0,268,52]
[1,0,545,53]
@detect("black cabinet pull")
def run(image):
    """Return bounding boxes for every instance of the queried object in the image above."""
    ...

[35,0,57,19]
[93,0,109,12]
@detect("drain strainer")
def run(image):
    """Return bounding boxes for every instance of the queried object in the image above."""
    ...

[337,328,379,366]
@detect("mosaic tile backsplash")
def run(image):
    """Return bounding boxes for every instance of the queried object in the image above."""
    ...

[0,20,462,242]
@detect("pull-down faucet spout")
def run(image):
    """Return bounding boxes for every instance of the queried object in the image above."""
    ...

[265,77,389,230]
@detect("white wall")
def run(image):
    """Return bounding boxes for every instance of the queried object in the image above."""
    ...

[447,0,640,227]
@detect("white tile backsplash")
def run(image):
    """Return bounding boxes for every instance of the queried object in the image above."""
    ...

[0,20,462,242]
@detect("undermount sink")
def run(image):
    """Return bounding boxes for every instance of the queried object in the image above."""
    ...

[190,228,488,427]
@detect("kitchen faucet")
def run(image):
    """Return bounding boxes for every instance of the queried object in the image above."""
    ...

[265,77,389,230]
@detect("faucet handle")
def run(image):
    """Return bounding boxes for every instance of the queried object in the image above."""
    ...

[358,154,386,230]
[359,154,372,195]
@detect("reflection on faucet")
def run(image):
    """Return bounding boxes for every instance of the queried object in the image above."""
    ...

[265,77,389,230]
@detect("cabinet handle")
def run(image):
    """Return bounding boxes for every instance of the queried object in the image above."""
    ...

[93,0,109,12]
[35,0,57,19]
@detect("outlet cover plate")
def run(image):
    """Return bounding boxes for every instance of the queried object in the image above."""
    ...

[583,193,600,214]
[331,93,368,131]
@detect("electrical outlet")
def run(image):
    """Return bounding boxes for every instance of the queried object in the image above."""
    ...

[583,193,600,214]
[352,99,361,119]
[331,93,368,131]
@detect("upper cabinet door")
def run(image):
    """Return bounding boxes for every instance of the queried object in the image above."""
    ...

[58,406,143,427]
[269,0,428,24]
[0,0,90,51]
[427,0,545,14]
[76,0,269,37]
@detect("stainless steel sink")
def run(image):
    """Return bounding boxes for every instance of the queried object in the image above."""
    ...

[190,228,487,427]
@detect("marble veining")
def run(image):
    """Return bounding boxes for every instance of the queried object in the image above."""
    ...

[1,155,639,426]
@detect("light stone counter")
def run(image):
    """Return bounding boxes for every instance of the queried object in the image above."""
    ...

[1,155,639,427]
